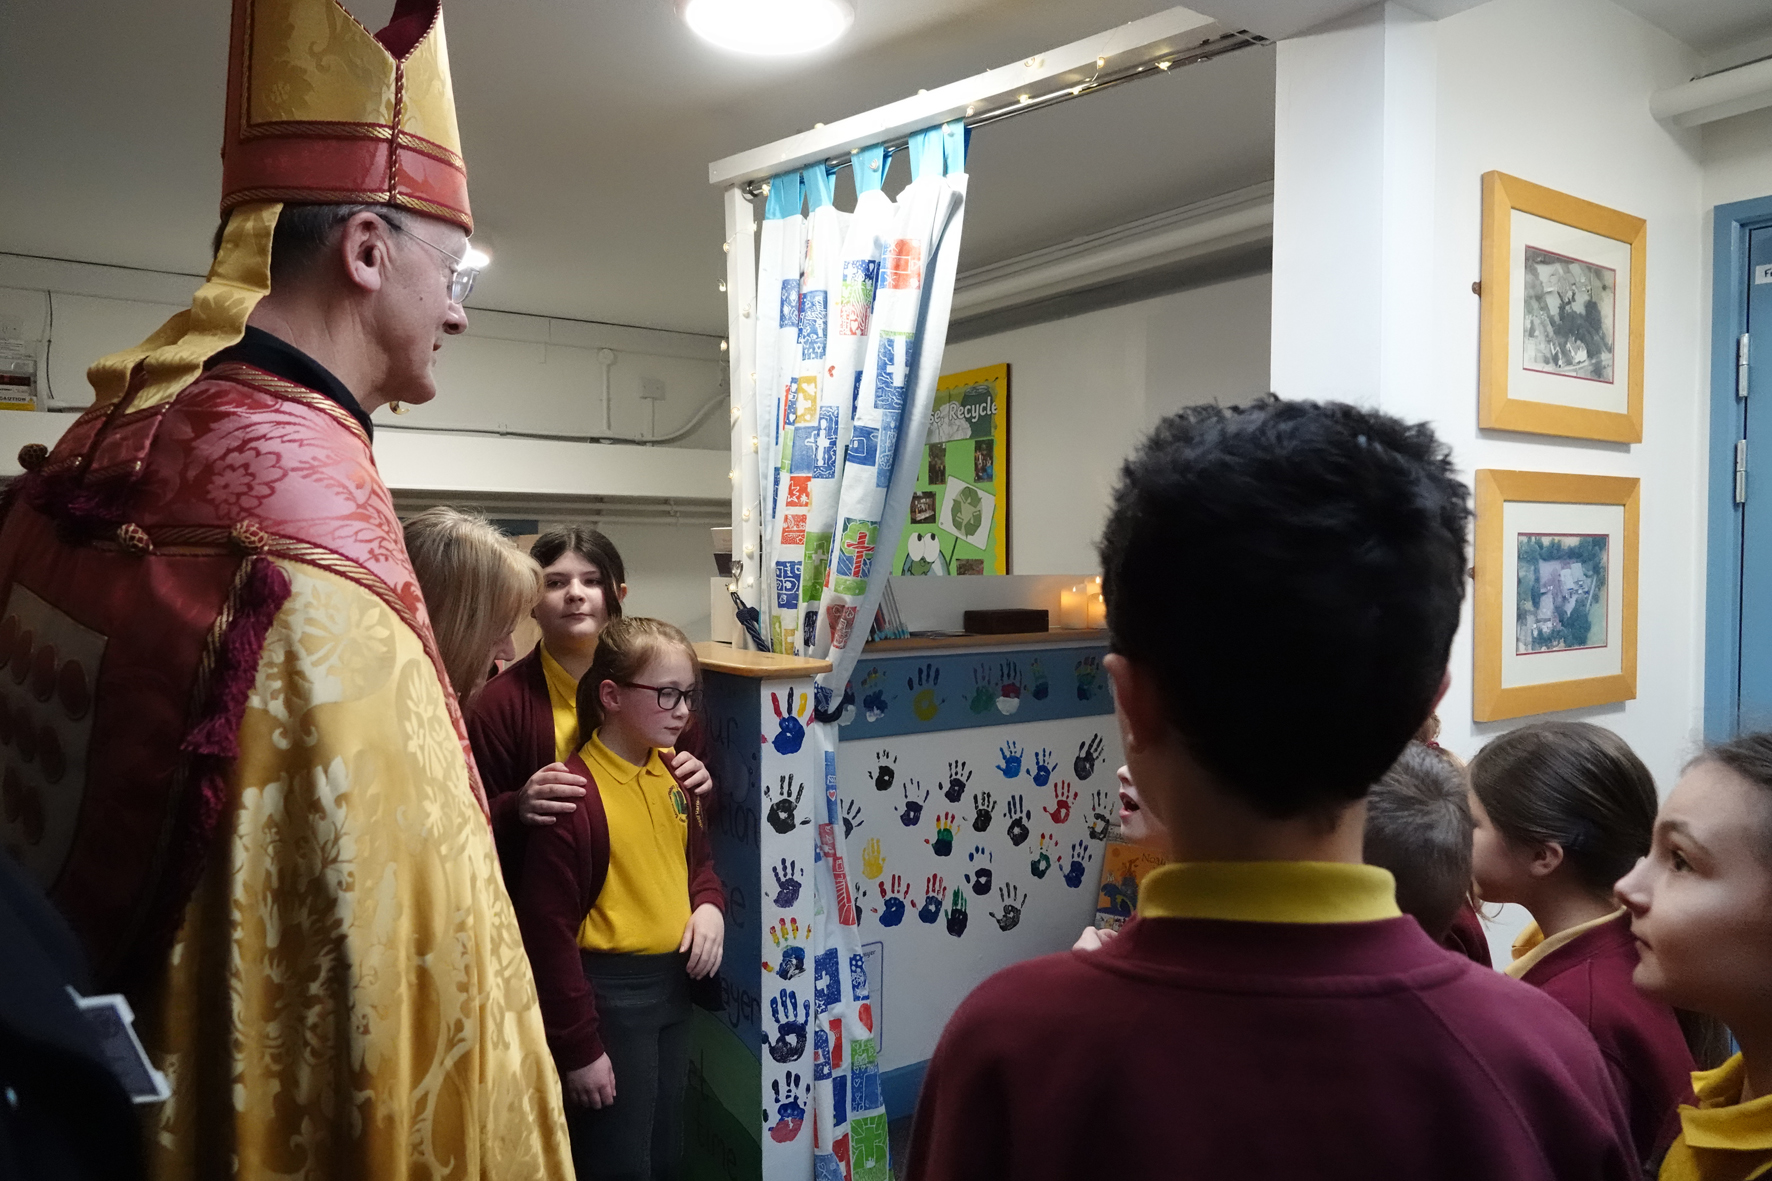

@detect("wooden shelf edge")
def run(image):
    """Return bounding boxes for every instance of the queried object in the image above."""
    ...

[860,629,1108,654]
[695,643,833,678]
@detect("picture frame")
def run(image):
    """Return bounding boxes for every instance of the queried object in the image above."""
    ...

[1473,470,1639,721]
[1478,172,1646,443]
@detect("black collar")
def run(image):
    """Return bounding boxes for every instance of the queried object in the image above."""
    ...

[204,326,374,439]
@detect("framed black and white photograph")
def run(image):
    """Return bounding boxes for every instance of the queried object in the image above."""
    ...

[1478,172,1646,443]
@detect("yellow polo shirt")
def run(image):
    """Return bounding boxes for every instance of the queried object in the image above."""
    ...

[540,644,580,764]
[1137,861,1402,923]
[576,730,692,955]
[1505,908,1625,980]
[1659,1054,1772,1181]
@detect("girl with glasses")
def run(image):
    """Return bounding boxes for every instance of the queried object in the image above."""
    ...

[512,615,724,1181]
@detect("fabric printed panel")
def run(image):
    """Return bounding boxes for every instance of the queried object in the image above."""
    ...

[847,424,879,468]
[838,259,878,338]
[780,515,807,546]
[794,375,820,425]
[799,290,829,361]
[832,518,881,596]
[874,333,911,412]
[774,561,802,610]
[883,241,922,290]
[802,533,833,606]
[786,475,813,509]
[780,279,802,329]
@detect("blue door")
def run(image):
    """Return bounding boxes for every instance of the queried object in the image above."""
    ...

[1744,228,1772,727]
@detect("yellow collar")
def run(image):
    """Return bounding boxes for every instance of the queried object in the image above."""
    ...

[581,730,663,785]
[1504,908,1624,980]
[1679,1054,1772,1153]
[1138,861,1402,924]
[540,644,579,706]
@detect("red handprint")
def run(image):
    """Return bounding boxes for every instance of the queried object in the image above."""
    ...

[1042,779,1077,825]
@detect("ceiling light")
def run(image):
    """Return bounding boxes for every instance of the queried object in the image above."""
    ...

[679,0,855,56]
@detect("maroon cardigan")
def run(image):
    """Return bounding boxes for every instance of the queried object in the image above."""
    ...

[467,646,709,885]
[1440,902,1494,968]
[908,913,1635,1181]
[511,750,725,1072]
[1518,911,1695,1165]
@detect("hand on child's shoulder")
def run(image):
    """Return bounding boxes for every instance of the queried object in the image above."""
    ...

[1073,925,1119,952]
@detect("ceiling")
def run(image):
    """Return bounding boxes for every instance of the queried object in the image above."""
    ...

[0,0,1766,339]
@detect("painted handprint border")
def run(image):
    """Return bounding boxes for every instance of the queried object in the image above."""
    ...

[839,643,1113,739]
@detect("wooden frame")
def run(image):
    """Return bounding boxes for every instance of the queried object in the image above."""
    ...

[1474,470,1639,721]
[1478,172,1646,442]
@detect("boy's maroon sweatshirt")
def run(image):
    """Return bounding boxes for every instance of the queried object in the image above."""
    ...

[907,913,1636,1181]
[1517,911,1695,1165]
[510,750,725,1071]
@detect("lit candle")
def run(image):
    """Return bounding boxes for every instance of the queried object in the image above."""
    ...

[1059,585,1087,630]
[1087,593,1107,629]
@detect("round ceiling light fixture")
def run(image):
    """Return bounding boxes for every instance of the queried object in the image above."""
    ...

[679,0,855,57]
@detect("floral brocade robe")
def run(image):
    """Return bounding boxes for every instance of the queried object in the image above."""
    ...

[0,363,571,1179]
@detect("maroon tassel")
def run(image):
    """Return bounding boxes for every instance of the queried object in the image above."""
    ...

[121,555,291,990]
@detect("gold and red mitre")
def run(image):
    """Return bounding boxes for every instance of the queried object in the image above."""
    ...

[221,0,472,233]
[87,0,471,413]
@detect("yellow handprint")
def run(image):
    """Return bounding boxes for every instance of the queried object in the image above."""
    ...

[861,837,885,879]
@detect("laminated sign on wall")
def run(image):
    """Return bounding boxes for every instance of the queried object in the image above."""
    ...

[893,364,1009,577]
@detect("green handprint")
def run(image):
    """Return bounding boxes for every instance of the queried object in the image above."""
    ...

[946,888,969,937]
[968,664,996,714]
[1030,832,1055,879]
[926,811,956,857]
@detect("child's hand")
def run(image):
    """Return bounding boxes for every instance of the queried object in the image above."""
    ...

[517,763,588,825]
[564,1053,616,1108]
[1072,925,1119,953]
[666,749,713,796]
[680,903,725,978]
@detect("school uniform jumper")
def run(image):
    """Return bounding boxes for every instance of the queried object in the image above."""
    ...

[1659,1054,1772,1181]
[1509,909,1696,1164]
[906,861,1636,1181]
[513,733,724,1181]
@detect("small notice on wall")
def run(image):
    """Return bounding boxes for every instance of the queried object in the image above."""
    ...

[892,363,1009,577]
[1755,263,1772,285]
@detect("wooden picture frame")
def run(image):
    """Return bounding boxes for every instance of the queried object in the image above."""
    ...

[1474,470,1639,721]
[1478,172,1646,442]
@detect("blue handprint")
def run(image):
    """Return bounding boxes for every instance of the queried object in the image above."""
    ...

[769,688,810,755]
[897,779,928,826]
[1062,839,1095,889]
[765,989,808,1063]
[917,873,946,924]
[861,667,889,722]
[768,1071,806,1143]
[876,875,912,926]
[965,846,994,896]
[772,858,803,908]
[1031,748,1055,787]
[995,740,1024,778]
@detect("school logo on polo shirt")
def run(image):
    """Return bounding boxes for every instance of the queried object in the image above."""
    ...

[670,784,689,822]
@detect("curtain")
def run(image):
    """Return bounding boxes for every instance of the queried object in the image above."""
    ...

[742,121,967,1181]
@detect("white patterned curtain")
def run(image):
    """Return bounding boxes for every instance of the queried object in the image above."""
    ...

[739,122,968,1180]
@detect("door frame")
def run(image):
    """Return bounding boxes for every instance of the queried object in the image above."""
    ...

[1706,195,1772,740]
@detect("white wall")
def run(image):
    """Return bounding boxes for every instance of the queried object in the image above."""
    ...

[941,273,1273,575]
[1272,0,1712,962]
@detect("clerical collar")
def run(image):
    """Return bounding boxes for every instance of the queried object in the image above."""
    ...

[205,326,374,439]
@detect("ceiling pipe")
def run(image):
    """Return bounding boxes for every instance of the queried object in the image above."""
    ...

[1650,56,1772,128]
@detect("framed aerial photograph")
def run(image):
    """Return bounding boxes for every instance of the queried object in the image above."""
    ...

[1478,172,1646,443]
[1473,470,1639,721]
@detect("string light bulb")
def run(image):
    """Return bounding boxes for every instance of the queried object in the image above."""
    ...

[1156,59,1173,70]
[718,280,728,293]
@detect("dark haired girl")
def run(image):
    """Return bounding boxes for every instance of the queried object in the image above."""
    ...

[1470,721,1695,1165]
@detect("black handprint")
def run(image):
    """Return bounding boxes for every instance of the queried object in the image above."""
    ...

[897,779,928,827]
[771,858,803,908]
[1005,793,1032,847]
[970,790,995,833]
[965,845,993,895]
[944,759,972,803]
[1086,788,1111,842]
[868,751,897,792]
[841,798,863,838]
[765,988,808,1063]
[991,883,1025,931]
[1075,733,1105,780]
[766,774,809,834]
[945,888,969,937]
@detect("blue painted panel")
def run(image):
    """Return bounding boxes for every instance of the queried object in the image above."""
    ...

[836,644,1114,739]
[879,1060,928,1122]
